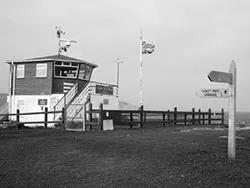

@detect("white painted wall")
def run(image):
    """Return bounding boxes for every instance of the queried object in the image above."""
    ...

[90,94,119,110]
[10,94,63,127]
[9,88,119,127]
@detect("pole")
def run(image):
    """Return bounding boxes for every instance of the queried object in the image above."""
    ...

[228,60,236,160]
[117,60,119,87]
[58,39,61,55]
[116,58,123,87]
[139,29,143,107]
[12,63,16,118]
[8,62,13,114]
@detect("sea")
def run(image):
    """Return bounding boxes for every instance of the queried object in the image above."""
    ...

[224,112,250,126]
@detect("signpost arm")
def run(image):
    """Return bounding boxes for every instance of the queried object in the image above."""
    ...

[228,61,236,160]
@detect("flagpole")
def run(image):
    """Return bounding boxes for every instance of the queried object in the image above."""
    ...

[139,30,143,107]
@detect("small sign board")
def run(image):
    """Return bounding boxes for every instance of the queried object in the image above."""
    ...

[96,85,113,95]
[38,99,47,106]
[103,119,114,131]
[196,88,230,98]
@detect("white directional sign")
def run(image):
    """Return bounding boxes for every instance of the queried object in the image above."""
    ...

[196,88,230,98]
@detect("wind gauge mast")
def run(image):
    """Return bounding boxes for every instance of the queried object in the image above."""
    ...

[56,26,77,55]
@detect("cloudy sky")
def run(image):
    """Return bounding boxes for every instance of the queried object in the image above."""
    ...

[0,0,250,111]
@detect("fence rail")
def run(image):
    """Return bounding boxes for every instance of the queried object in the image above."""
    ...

[0,107,65,129]
[85,104,224,130]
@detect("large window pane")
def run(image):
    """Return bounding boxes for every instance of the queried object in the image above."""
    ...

[36,63,47,77]
[54,63,78,78]
[17,64,25,78]
[79,64,92,80]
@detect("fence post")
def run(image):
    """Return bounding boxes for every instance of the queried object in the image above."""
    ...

[6,113,9,122]
[208,108,211,124]
[44,107,48,129]
[130,113,133,128]
[167,110,170,124]
[173,107,177,125]
[198,109,201,124]
[61,107,65,130]
[184,113,187,125]
[99,103,103,130]
[16,109,20,123]
[192,108,195,125]
[163,112,166,126]
[221,108,224,125]
[89,103,93,130]
[53,106,55,122]
[144,112,147,125]
[83,103,86,131]
[139,105,144,127]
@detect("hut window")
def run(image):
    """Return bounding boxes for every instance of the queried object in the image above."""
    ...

[78,64,93,80]
[54,62,78,78]
[36,63,47,77]
[63,62,70,66]
[17,64,25,78]
[55,62,62,65]
[71,62,78,67]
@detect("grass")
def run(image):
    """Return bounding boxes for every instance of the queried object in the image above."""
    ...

[1,126,250,188]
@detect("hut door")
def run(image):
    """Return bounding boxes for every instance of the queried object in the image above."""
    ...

[27,99,39,121]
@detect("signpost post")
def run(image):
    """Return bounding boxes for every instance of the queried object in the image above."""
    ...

[207,60,236,160]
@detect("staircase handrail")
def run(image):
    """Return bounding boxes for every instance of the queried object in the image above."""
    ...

[66,84,92,117]
[54,83,78,111]
[0,102,8,114]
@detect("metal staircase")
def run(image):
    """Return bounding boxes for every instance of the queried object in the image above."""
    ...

[53,83,79,121]
[53,81,118,130]
[53,82,95,122]
[66,83,94,121]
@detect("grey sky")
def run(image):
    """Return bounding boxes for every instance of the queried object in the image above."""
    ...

[0,0,250,111]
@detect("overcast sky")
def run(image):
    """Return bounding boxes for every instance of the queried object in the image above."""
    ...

[0,0,250,111]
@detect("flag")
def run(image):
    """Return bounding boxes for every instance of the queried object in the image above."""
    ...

[142,41,155,54]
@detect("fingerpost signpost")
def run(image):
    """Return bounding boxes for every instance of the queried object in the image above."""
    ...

[207,60,236,160]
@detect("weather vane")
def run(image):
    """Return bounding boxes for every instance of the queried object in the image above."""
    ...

[56,26,77,55]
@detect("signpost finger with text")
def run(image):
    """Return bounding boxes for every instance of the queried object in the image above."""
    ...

[196,88,230,98]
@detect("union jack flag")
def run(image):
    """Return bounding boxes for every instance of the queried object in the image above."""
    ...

[142,41,155,54]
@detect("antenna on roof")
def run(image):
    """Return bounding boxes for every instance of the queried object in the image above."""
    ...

[55,26,77,55]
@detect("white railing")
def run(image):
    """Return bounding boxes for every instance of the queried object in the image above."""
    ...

[54,83,78,121]
[66,83,92,120]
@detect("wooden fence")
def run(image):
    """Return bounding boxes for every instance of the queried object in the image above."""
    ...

[0,107,65,129]
[85,104,225,130]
